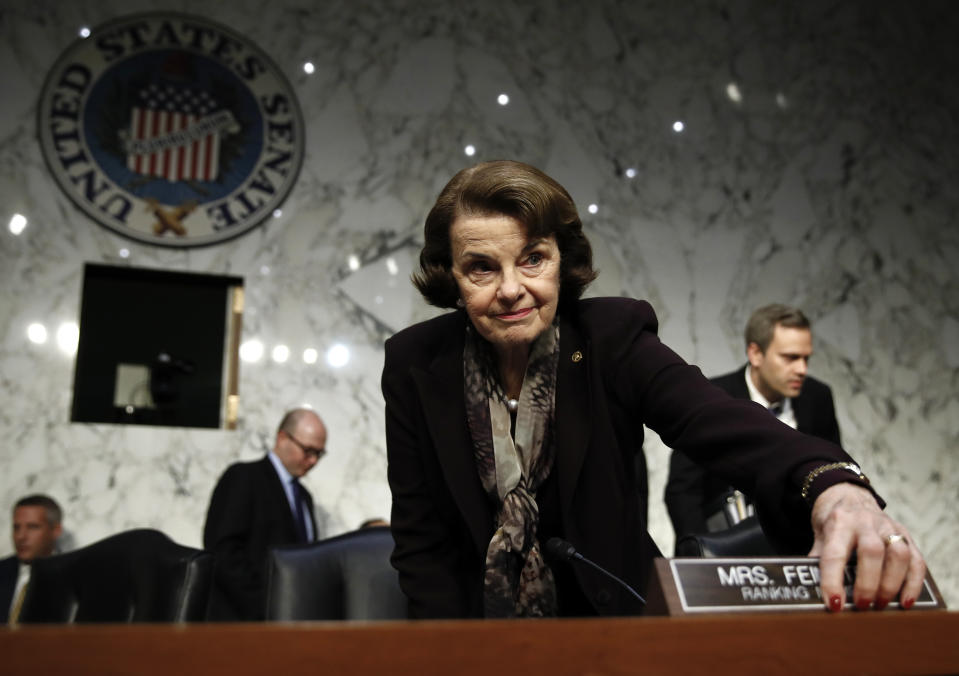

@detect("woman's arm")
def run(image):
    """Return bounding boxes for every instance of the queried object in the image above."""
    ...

[592,297,926,611]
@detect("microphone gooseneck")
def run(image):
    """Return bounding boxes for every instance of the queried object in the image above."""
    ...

[545,537,646,605]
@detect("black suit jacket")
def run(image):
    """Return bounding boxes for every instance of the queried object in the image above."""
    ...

[665,365,841,541]
[203,455,316,620]
[0,555,18,623]
[383,298,858,619]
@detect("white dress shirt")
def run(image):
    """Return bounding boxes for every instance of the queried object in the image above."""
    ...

[744,367,798,430]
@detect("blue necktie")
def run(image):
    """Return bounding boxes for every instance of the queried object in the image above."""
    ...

[291,479,309,543]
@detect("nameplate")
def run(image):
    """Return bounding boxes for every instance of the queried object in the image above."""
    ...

[648,557,946,616]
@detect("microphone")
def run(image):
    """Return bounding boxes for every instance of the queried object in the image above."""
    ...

[546,537,646,606]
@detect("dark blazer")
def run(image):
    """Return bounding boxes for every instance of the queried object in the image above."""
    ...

[383,297,859,619]
[203,455,316,620]
[665,365,841,540]
[0,555,18,623]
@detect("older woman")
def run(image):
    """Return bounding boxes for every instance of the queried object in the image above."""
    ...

[382,160,925,618]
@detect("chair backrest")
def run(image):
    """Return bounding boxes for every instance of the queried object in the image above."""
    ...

[674,516,777,557]
[265,526,406,620]
[18,528,212,623]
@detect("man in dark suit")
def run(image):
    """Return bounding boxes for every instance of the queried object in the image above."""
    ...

[2,494,63,623]
[203,408,327,620]
[665,304,841,543]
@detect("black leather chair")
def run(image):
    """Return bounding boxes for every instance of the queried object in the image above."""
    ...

[265,526,406,620]
[18,528,212,623]
[674,516,777,557]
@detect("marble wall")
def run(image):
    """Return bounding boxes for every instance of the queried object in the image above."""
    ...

[1,0,956,606]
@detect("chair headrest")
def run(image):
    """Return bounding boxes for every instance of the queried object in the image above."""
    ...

[675,517,777,557]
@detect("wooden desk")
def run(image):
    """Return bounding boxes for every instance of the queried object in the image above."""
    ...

[3,611,958,675]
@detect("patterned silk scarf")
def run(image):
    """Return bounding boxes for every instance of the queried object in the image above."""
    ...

[463,322,560,617]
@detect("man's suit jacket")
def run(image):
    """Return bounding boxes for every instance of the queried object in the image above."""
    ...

[383,298,858,618]
[203,455,317,620]
[665,365,841,541]
[0,555,18,623]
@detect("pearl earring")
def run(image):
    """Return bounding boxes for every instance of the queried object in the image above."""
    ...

[456,298,465,308]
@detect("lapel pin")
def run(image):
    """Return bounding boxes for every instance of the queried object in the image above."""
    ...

[571,351,583,363]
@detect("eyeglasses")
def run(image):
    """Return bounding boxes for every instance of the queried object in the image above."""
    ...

[284,431,326,460]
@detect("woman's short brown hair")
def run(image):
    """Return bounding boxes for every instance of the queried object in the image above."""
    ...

[412,160,597,310]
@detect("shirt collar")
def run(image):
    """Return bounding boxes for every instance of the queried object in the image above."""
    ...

[745,365,792,415]
[17,561,30,583]
[268,449,295,485]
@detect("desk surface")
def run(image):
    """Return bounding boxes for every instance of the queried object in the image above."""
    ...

[3,611,958,675]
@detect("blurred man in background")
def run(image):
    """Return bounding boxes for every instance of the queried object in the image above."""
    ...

[2,494,63,623]
[665,304,841,543]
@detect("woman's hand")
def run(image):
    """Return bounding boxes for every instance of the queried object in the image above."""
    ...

[808,482,926,611]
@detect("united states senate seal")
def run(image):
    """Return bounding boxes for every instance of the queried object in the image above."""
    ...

[37,12,304,247]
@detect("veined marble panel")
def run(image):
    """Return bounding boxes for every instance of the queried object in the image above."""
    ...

[1,0,956,607]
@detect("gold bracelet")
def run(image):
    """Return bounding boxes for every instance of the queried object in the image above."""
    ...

[801,462,869,501]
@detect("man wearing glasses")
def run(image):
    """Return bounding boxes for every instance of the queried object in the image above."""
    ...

[204,408,327,620]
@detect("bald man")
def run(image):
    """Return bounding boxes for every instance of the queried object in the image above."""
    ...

[204,409,327,620]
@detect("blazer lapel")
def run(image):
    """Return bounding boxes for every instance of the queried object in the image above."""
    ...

[554,314,591,516]
[411,325,493,556]
[304,491,318,541]
[730,366,751,399]
[791,390,812,434]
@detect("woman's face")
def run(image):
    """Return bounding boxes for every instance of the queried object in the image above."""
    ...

[449,213,561,356]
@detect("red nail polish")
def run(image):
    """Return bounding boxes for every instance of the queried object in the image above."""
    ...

[902,597,915,610]
[855,598,872,611]
[875,597,889,610]
[829,595,842,612]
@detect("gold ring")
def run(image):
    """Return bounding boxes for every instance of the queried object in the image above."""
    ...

[884,533,906,546]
